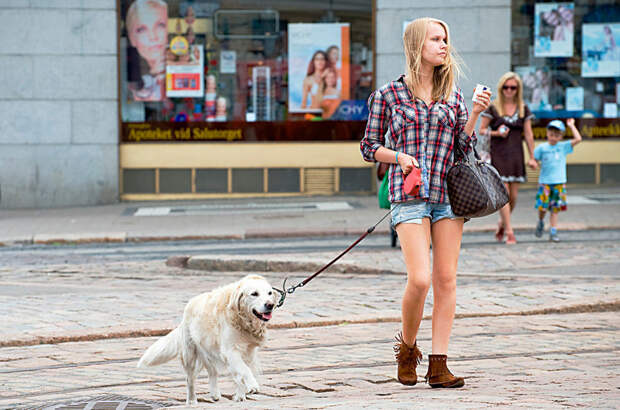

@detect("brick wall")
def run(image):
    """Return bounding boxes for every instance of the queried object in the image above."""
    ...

[0,0,118,208]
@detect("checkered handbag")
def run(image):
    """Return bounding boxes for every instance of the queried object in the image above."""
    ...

[447,144,509,218]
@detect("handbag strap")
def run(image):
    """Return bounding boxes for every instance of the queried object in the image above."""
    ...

[454,137,482,163]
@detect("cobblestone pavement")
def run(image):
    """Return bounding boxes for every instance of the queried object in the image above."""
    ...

[1,238,618,345]
[1,313,618,408]
[0,234,618,408]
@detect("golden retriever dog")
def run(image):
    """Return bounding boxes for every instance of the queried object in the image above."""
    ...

[137,274,277,403]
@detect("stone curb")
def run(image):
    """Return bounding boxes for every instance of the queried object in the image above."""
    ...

[0,236,33,246]
[1,300,616,348]
[175,255,620,277]
[33,232,127,244]
[180,255,397,275]
[0,223,618,247]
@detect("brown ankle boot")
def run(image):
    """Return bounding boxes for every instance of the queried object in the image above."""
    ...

[393,332,422,385]
[425,354,465,388]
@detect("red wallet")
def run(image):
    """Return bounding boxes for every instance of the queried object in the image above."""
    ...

[404,167,421,196]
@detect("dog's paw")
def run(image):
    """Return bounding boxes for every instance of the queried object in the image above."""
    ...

[210,389,221,401]
[185,398,198,406]
[245,380,260,394]
[232,391,246,402]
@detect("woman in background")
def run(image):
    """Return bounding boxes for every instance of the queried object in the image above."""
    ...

[479,72,537,245]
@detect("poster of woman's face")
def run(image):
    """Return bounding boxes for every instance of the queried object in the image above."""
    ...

[582,23,620,78]
[125,0,169,101]
[288,23,350,114]
[534,3,574,57]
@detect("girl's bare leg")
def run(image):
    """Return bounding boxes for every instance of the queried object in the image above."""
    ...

[396,219,431,346]
[430,218,464,353]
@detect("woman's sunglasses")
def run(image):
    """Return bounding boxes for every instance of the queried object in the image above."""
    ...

[502,85,518,90]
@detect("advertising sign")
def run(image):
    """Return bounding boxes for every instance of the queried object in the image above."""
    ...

[329,100,369,121]
[166,46,204,97]
[534,3,574,57]
[565,87,584,111]
[581,23,620,78]
[515,66,552,111]
[125,0,169,101]
[220,50,237,74]
[288,23,350,115]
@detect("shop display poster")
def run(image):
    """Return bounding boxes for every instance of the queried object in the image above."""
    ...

[534,3,574,57]
[124,0,169,102]
[515,66,552,111]
[565,87,584,111]
[581,23,620,78]
[329,100,369,121]
[180,1,218,18]
[166,45,204,97]
[603,103,618,118]
[220,50,236,74]
[288,23,350,114]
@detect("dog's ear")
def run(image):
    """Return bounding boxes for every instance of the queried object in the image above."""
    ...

[227,282,244,312]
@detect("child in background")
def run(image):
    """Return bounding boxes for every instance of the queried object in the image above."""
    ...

[534,118,582,242]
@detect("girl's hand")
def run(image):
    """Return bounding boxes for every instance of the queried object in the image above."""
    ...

[527,158,538,170]
[566,118,575,127]
[472,89,492,114]
[398,153,419,175]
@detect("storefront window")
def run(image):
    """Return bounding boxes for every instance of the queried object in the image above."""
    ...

[511,0,619,119]
[119,0,373,142]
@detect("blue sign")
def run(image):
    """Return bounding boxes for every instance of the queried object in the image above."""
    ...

[330,100,369,121]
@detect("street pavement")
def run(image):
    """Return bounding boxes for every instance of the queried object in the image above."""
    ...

[0,187,619,408]
[1,187,620,245]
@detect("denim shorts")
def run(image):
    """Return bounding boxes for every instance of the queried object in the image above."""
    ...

[390,200,460,227]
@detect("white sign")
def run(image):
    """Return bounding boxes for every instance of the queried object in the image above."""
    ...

[220,50,237,74]
[603,103,618,118]
[565,87,584,111]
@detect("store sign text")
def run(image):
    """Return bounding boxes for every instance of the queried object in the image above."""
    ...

[532,119,619,140]
[124,124,242,142]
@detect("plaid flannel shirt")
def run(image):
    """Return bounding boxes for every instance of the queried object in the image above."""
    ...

[360,75,476,204]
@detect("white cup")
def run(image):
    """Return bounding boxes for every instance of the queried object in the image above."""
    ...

[472,83,489,103]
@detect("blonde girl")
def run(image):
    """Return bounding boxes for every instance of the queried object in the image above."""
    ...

[361,17,491,388]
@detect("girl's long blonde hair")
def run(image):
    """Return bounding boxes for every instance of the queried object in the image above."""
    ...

[403,17,462,102]
[492,72,525,118]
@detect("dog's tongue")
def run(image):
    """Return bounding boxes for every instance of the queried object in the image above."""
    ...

[262,312,272,320]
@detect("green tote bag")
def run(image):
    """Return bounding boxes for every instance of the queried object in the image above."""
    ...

[378,172,390,209]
